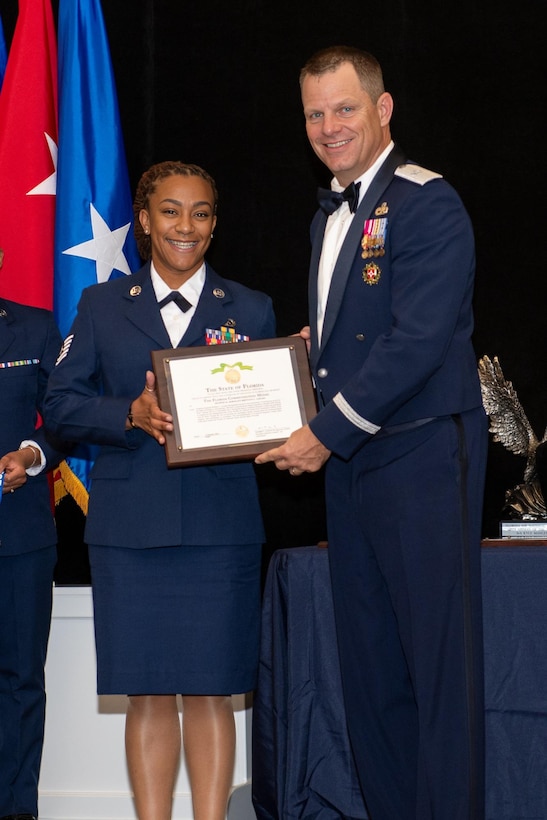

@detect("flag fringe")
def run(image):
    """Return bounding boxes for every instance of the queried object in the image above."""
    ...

[54,459,89,515]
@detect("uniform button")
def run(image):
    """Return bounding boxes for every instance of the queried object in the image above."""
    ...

[317,368,328,378]
[355,333,365,341]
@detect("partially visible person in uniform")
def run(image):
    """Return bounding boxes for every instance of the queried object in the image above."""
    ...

[0,246,67,820]
[43,162,276,820]
[256,46,487,820]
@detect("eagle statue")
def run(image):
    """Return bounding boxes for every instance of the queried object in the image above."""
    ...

[478,354,547,520]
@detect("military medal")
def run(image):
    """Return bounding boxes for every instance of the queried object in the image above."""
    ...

[362,262,381,286]
[361,217,387,259]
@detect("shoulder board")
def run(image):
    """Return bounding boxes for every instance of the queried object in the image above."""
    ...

[394,163,443,186]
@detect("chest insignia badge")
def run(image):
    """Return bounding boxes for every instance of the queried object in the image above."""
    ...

[362,262,381,286]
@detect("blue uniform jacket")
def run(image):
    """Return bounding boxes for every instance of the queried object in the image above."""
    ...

[308,145,483,460]
[43,263,276,549]
[0,298,65,555]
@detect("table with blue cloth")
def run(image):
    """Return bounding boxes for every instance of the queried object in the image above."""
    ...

[482,543,547,819]
[252,544,547,820]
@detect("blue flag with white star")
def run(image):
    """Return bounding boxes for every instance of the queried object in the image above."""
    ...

[0,13,8,91]
[54,0,140,511]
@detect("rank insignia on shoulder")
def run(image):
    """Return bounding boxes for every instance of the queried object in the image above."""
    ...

[56,334,75,365]
[363,262,381,286]
[394,164,443,185]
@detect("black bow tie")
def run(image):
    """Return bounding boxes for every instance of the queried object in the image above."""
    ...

[317,181,361,215]
[158,291,192,313]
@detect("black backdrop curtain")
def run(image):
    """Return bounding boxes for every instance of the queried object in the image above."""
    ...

[2,0,546,579]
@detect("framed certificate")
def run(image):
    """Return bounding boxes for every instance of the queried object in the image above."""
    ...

[151,336,317,467]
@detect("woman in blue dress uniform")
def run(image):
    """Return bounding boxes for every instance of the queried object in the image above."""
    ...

[44,162,276,820]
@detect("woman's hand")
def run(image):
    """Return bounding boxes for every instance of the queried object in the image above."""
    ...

[126,371,174,445]
[0,448,35,493]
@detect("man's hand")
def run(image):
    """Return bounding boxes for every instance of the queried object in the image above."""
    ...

[126,370,174,445]
[255,424,330,476]
[295,325,311,354]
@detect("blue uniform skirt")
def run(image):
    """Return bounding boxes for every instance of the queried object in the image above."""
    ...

[88,543,262,696]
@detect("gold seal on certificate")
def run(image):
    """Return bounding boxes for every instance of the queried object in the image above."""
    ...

[151,336,317,466]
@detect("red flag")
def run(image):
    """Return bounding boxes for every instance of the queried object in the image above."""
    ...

[0,0,58,309]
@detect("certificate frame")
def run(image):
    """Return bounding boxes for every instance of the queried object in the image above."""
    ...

[151,336,317,467]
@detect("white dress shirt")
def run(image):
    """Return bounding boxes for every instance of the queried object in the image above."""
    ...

[316,141,394,343]
[151,261,205,347]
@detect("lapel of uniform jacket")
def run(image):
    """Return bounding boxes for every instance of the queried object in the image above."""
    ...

[0,299,16,361]
[122,263,173,349]
[122,263,237,350]
[179,265,235,348]
[317,144,406,357]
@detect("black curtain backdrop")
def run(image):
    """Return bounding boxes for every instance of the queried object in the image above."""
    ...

[2,0,546,579]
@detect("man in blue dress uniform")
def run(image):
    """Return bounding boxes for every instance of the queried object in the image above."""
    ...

[256,46,487,819]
